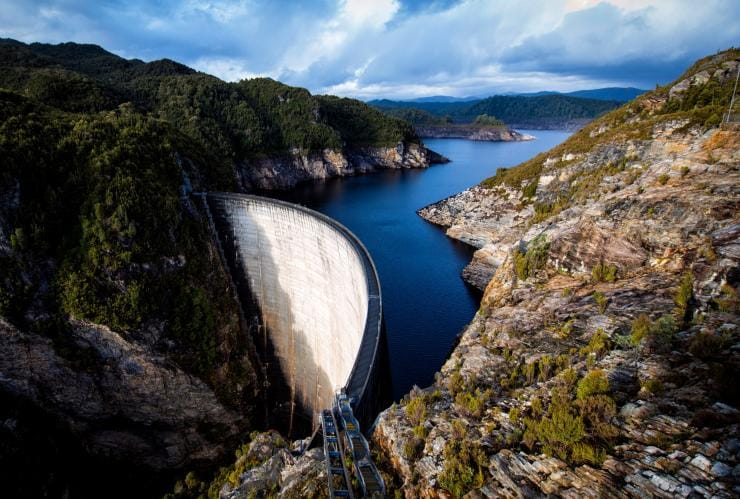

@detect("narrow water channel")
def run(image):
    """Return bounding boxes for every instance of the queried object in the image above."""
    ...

[263,131,571,400]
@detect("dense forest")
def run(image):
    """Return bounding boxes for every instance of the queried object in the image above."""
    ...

[370,93,622,126]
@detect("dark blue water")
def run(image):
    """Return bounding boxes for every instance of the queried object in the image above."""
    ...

[264,131,570,400]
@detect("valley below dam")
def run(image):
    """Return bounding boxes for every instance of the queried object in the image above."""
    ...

[261,131,571,399]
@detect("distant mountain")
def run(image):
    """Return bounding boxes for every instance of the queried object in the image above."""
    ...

[370,94,623,129]
[405,95,481,103]
[375,87,646,107]
[564,87,647,101]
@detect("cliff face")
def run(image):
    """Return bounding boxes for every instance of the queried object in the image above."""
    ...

[376,50,740,497]
[414,125,534,142]
[0,317,249,470]
[237,141,443,190]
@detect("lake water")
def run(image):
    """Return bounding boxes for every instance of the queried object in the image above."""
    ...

[264,131,570,400]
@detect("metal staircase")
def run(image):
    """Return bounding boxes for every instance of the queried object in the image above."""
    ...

[322,409,354,498]
[335,393,386,498]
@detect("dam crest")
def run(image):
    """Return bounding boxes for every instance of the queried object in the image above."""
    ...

[202,193,387,431]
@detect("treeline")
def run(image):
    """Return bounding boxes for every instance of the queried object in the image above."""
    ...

[0,39,417,167]
[370,93,622,125]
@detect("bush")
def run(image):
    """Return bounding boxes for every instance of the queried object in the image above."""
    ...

[674,273,694,326]
[630,313,676,349]
[447,369,465,395]
[640,378,664,396]
[524,400,586,461]
[592,291,608,313]
[576,370,610,400]
[513,234,549,280]
[405,395,427,426]
[630,314,651,345]
[657,173,670,185]
[714,284,739,313]
[521,180,538,200]
[580,328,612,358]
[525,378,615,466]
[438,437,487,498]
[455,389,491,418]
[592,263,618,282]
[403,437,425,460]
[509,407,521,424]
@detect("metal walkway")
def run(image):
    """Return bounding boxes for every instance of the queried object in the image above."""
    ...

[322,409,354,498]
[334,393,386,498]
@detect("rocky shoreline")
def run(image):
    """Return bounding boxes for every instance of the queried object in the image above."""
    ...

[237,141,448,190]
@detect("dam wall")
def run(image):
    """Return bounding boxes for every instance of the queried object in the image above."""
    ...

[204,193,385,430]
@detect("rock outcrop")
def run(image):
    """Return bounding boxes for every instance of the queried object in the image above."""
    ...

[0,317,249,470]
[237,141,447,190]
[414,125,534,142]
[376,49,740,497]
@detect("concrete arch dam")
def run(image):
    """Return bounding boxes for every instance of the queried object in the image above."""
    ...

[204,193,389,432]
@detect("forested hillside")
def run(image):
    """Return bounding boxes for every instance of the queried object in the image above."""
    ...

[0,39,429,498]
[371,93,622,128]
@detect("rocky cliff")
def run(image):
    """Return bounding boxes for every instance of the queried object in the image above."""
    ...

[373,49,740,497]
[238,141,446,190]
[414,125,534,142]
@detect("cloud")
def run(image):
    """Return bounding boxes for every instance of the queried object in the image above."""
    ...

[0,0,737,99]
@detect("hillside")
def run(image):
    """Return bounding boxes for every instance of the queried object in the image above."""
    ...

[383,48,739,496]
[370,93,623,129]
[0,39,439,189]
[0,39,441,498]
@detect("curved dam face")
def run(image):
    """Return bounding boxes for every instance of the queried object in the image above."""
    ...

[205,193,387,432]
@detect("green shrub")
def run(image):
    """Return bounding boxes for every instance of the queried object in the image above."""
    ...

[576,370,610,400]
[538,355,553,382]
[521,180,538,200]
[403,437,425,460]
[447,369,465,395]
[630,314,651,345]
[580,328,612,357]
[455,389,491,418]
[513,234,550,280]
[524,400,585,461]
[525,379,615,466]
[714,284,739,313]
[438,427,487,498]
[575,394,618,442]
[405,395,427,426]
[674,273,694,326]
[530,397,543,418]
[640,378,665,396]
[657,173,670,185]
[509,407,521,424]
[592,263,618,282]
[592,291,608,313]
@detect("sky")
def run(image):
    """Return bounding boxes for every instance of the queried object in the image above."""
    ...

[1,0,738,100]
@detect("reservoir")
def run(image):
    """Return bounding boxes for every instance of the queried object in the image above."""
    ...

[263,131,571,400]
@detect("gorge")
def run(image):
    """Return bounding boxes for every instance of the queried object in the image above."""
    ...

[0,32,738,499]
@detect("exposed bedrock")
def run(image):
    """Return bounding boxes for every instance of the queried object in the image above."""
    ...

[236,142,447,190]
